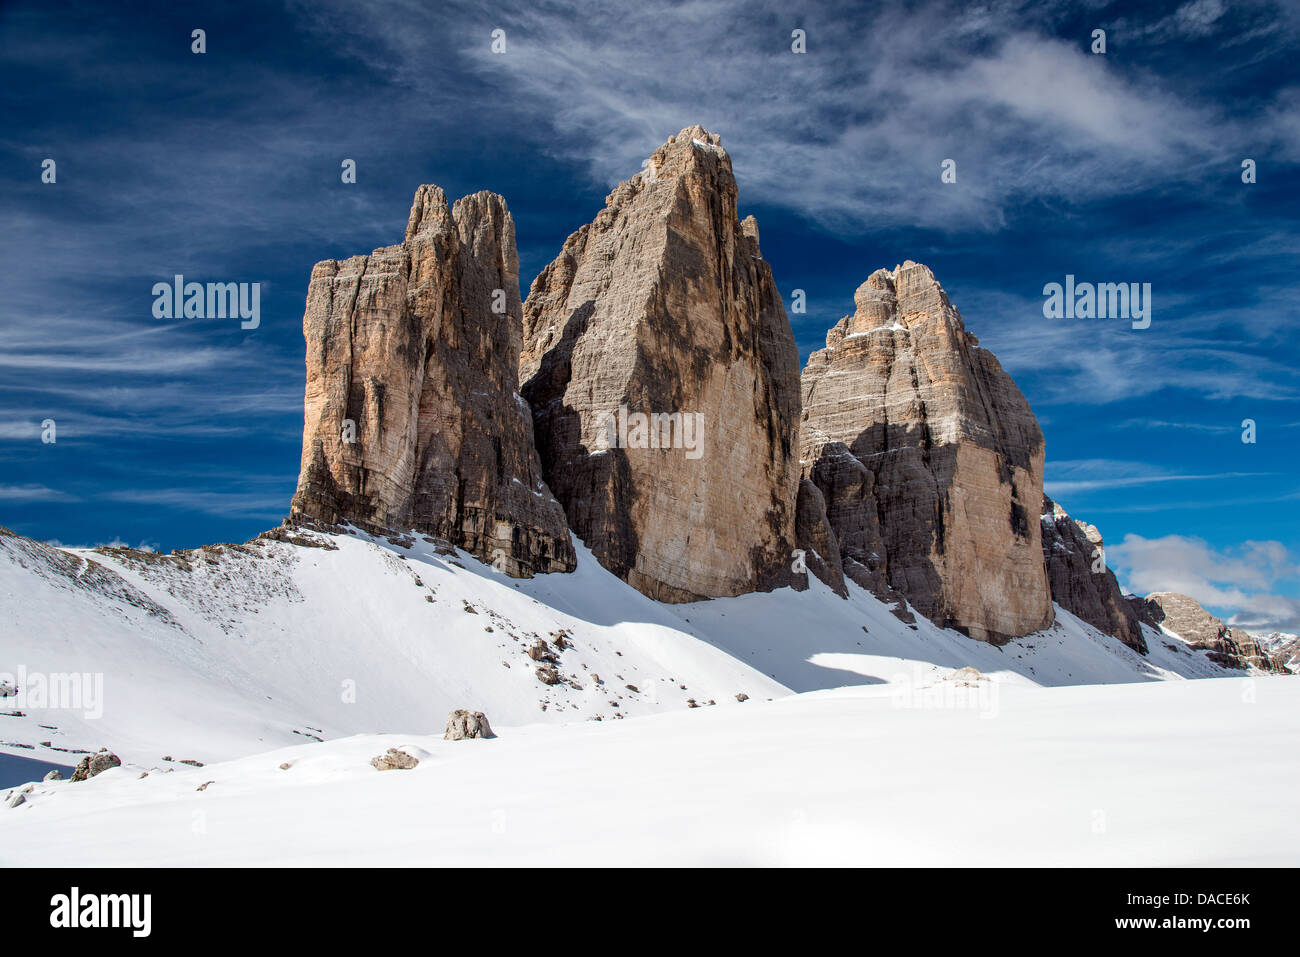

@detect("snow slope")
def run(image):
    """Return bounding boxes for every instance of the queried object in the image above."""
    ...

[4,676,1297,867]
[0,522,1245,776]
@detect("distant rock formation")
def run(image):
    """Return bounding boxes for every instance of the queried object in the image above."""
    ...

[290,186,574,576]
[1259,632,1299,672]
[1040,495,1146,653]
[799,262,1053,643]
[1128,592,1289,672]
[520,126,802,602]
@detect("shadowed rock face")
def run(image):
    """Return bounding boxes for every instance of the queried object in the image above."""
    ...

[520,126,802,602]
[1040,495,1146,653]
[800,262,1053,642]
[290,186,575,576]
[1129,592,1290,672]
[794,479,847,598]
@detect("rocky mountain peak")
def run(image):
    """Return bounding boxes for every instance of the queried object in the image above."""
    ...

[520,125,802,602]
[1129,591,1289,672]
[404,184,455,241]
[290,185,574,576]
[800,259,1051,642]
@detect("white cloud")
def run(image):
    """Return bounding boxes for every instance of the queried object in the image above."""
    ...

[0,484,76,502]
[299,0,1291,233]
[1108,533,1300,633]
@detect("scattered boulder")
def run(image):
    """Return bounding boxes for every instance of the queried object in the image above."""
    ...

[43,770,63,781]
[444,709,495,740]
[944,666,986,687]
[370,748,420,771]
[70,750,121,781]
[535,664,561,686]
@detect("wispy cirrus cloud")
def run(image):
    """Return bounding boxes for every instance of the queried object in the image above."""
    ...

[1044,459,1270,497]
[302,0,1300,232]
[0,484,77,502]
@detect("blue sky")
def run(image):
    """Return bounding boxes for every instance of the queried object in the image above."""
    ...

[2,0,1298,631]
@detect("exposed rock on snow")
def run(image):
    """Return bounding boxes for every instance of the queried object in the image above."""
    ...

[443,710,494,740]
[520,125,802,602]
[290,186,574,578]
[71,750,121,781]
[370,748,419,771]
[800,263,1052,643]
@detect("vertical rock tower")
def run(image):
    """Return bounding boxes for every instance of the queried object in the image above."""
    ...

[290,186,575,576]
[800,262,1054,641]
[520,126,802,602]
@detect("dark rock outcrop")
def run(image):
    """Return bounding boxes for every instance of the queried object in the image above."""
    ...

[1040,495,1147,653]
[794,479,848,597]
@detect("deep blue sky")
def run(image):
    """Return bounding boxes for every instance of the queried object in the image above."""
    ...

[2,0,1297,631]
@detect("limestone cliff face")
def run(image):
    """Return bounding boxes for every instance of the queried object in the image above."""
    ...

[1040,495,1146,652]
[1129,592,1290,673]
[290,186,575,576]
[520,126,802,602]
[800,262,1052,642]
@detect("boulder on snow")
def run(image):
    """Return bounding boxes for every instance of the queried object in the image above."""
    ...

[70,750,121,781]
[43,770,63,781]
[370,748,420,771]
[444,709,495,740]
[944,666,985,687]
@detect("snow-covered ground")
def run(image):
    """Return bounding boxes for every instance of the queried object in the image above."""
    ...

[3,676,1296,866]
[2,522,1291,866]
[0,523,1236,773]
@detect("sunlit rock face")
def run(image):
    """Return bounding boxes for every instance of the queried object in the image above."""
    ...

[520,126,802,602]
[291,186,574,576]
[800,261,1053,642]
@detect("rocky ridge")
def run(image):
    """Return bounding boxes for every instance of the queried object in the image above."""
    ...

[1128,592,1291,673]
[1040,495,1146,653]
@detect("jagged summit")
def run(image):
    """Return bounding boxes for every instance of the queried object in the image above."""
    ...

[290,184,574,576]
[799,259,1051,642]
[519,125,801,602]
